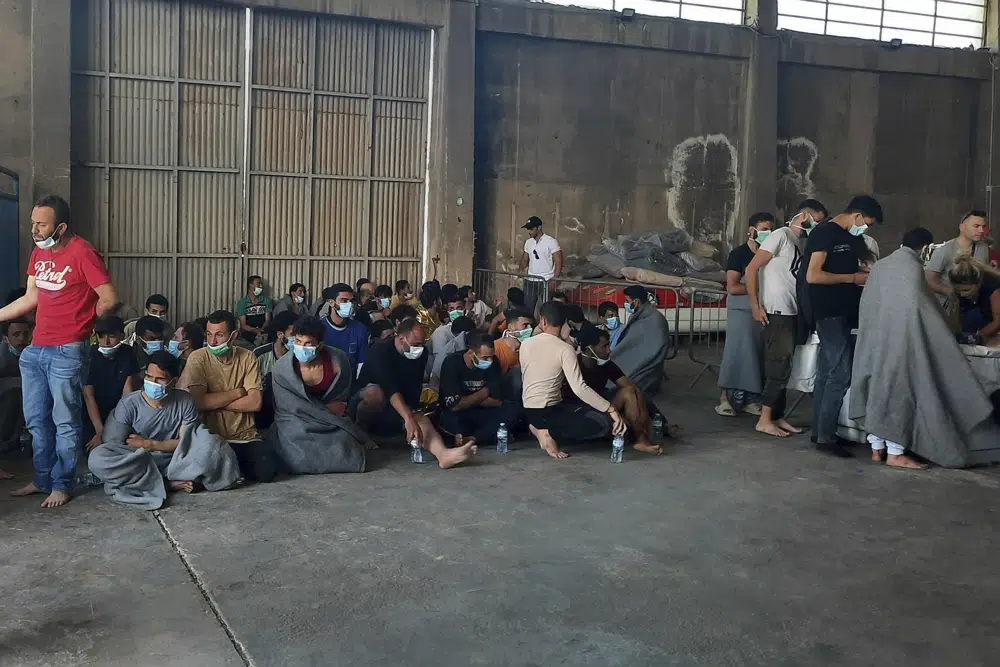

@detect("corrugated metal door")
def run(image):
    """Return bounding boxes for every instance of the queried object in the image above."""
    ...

[71,0,245,324]
[248,10,431,302]
[71,0,431,324]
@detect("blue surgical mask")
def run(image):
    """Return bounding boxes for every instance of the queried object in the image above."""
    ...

[378,297,391,309]
[336,302,354,319]
[167,340,183,358]
[144,340,163,353]
[624,302,634,314]
[474,355,493,371]
[143,379,168,401]
[293,344,319,363]
[283,336,295,351]
[449,309,464,322]
[754,230,772,244]
[850,223,869,237]
[605,316,619,330]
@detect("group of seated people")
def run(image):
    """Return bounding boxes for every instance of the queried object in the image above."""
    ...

[0,274,677,508]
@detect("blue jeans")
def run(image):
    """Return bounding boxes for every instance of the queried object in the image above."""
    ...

[811,317,855,445]
[20,342,89,492]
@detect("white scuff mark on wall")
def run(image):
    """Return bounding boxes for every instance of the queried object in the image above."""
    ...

[776,137,819,220]
[563,217,585,234]
[666,134,741,250]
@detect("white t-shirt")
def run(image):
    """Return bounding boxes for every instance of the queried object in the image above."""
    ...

[524,234,561,280]
[758,227,800,315]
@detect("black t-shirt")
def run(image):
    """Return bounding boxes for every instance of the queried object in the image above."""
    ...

[439,351,502,411]
[726,244,755,277]
[356,337,428,409]
[804,221,864,324]
[959,274,1000,323]
[87,344,140,422]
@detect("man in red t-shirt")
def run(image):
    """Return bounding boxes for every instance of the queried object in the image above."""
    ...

[0,195,117,508]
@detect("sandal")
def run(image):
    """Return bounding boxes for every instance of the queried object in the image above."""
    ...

[715,401,737,417]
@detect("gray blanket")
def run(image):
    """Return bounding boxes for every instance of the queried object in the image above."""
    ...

[717,294,763,394]
[271,347,369,474]
[89,420,240,510]
[611,302,670,393]
[849,247,998,467]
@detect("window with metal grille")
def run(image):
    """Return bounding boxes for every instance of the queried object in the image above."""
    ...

[777,1,986,49]
[530,0,746,25]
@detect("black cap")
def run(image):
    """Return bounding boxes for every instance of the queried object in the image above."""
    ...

[522,216,543,230]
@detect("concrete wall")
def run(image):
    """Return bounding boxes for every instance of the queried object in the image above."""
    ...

[0,0,72,272]
[475,30,747,270]
[474,0,997,267]
[776,65,987,246]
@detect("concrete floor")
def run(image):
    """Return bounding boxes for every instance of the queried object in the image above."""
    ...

[3,360,1000,667]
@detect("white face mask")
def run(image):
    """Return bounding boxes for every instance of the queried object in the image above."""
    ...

[586,347,610,366]
[402,344,424,360]
[34,226,62,250]
[293,295,304,304]
[252,286,263,297]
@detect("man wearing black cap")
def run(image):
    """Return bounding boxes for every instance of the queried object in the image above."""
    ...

[518,216,562,311]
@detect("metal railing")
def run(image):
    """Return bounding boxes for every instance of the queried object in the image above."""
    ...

[472,268,686,360]
[685,287,729,387]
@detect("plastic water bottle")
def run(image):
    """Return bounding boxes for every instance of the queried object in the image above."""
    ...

[76,472,102,488]
[651,415,664,438]
[496,423,508,455]
[611,435,625,464]
[410,438,426,464]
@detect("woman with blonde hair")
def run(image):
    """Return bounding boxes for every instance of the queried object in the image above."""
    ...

[948,256,1000,343]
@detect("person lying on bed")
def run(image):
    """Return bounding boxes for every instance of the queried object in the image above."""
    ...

[88,351,240,508]
[270,315,369,474]
[520,301,627,459]
[610,285,670,394]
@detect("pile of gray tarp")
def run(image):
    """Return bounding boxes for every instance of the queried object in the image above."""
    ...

[575,228,726,291]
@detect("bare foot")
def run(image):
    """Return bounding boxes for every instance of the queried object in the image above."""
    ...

[169,479,195,493]
[755,420,790,438]
[454,434,477,449]
[871,449,887,462]
[0,469,13,480]
[437,441,477,469]
[530,425,569,459]
[633,441,664,455]
[41,491,71,508]
[887,454,930,470]
[775,419,802,434]
[10,482,43,497]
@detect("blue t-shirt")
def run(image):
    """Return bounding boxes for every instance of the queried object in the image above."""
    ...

[321,317,368,371]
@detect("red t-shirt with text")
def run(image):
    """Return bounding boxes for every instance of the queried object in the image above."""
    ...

[28,235,112,346]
